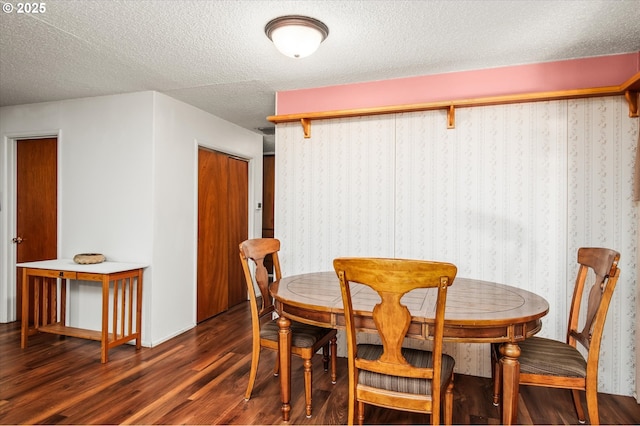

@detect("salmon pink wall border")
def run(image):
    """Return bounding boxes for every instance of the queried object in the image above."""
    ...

[275,52,640,115]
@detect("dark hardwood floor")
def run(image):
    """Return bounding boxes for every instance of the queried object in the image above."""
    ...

[1,301,638,425]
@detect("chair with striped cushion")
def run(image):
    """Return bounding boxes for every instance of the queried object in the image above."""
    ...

[240,238,337,418]
[491,247,620,425]
[333,257,457,426]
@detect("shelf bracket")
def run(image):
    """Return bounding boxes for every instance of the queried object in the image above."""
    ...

[447,105,455,129]
[301,118,311,138]
[625,90,638,117]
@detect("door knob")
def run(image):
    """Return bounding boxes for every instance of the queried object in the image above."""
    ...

[12,236,24,244]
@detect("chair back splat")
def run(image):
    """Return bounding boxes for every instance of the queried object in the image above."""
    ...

[568,248,620,352]
[240,238,280,320]
[334,257,457,426]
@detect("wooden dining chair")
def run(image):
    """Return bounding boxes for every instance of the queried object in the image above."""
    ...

[491,247,621,425]
[333,257,457,426]
[239,238,337,418]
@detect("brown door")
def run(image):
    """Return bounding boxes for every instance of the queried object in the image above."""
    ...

[262,155,275,275]
[226,157,248,308]
[197,148,248,322]
[15,137,58,321]
[262,155,275,237]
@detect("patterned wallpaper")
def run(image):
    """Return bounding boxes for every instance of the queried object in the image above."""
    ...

[275,96,638,397]
[567,97,638,396]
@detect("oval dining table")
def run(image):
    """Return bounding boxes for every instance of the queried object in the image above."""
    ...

[270,271,549,425]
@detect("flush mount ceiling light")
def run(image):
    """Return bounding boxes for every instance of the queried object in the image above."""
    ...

[265,15,329,59]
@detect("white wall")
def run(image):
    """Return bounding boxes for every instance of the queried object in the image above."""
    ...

[149,92,263,344]
[0,91,263,347]
[275,96,638,397]
[0,92,155,329]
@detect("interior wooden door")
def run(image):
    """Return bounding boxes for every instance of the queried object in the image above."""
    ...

[197,149,248,322]
[15,137,58,321]
[262,155,275,237]
[197,149,229,322]
[262,155,275,275]
[226,157,248,308]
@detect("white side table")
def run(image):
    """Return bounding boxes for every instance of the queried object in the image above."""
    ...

[17,259,148,363]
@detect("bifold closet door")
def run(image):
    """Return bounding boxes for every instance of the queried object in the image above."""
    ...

[197,148,247,322]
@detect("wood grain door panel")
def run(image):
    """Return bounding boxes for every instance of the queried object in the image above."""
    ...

[197,149,249,322]
[16,137,58,321]
[262,155,275,275]
[227,157,248,308]
[197,149,229,322]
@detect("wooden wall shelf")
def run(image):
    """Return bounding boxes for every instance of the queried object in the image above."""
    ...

[268,71,640,138]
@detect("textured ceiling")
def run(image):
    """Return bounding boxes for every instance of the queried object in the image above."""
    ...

[1,0,639,150]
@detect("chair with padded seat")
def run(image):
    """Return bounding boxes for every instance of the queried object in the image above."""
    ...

[491,247,621,425]
[333,257,457,426]
[240,238,337,418]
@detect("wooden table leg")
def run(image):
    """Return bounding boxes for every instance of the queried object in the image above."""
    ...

[500,342,521,425]
[278,315,292,422]
[101,275,110,364]
[20,268,29,348]
[60,278,67,326]
[135,271,143,349]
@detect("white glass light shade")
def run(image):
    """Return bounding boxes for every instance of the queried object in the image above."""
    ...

[271,25,323,58]
[265,16,329,59]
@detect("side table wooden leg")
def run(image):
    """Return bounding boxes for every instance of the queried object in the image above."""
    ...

[135,271,143,349]
[500,342,521,426]
[61,278,67,327]
[21,268,29,348]
[278,315,292,422]
[101,276,110,363]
